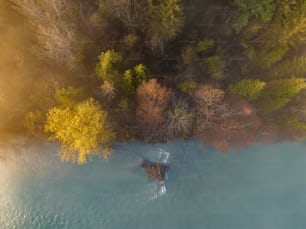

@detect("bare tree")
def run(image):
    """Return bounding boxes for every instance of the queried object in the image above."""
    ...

[11,0,83,69]
[164,99,194,139]
[192,84,225,122]
[193,85,261,152]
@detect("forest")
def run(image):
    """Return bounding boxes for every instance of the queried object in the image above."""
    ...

[1,0,306,163]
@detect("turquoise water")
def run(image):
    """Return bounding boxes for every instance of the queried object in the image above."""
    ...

[1,140,306,229]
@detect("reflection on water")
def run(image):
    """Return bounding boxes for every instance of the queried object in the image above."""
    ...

[1,140,306,229]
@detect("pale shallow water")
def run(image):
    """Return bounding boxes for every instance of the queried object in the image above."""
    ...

[1,140,306,229]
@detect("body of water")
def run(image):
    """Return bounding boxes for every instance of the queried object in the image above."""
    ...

[1,140,306,229]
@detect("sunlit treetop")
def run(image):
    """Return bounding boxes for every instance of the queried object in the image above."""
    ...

[122,64,149,95]
[96,50,123,82]
[256,78,306,114]
[44,98,115,164]
[227,79,266,102]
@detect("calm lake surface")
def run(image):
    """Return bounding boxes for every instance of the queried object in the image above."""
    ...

[1,140,306,229]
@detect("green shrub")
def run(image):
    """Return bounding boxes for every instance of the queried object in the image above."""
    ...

[205,55,225,80]
[197,39,214,52]
[177,81,197,93]
[96,50,123,82]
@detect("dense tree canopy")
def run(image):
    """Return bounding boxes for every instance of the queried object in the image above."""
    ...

[3,0,306,160]
[232,0,276,33]
[256,78,306,114]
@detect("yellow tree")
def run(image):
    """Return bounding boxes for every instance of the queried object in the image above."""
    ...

[45,98,114,164]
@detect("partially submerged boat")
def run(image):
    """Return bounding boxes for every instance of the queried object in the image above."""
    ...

[141,151,170,197]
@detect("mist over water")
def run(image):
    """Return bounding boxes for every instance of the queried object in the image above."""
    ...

[1,140,306,229]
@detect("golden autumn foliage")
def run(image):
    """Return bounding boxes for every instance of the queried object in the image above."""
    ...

[44,98,114,164]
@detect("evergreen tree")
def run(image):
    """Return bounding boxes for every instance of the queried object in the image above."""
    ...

[232,0,276,33]
[122,64,149,95]
[270,56,306,78]
[256,78,306,114]
[228,79,266,101]
[146,0,184,52]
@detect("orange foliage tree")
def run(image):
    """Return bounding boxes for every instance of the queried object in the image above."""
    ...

[136,79,173,141]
